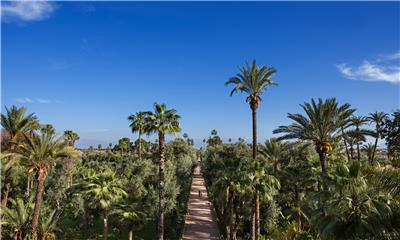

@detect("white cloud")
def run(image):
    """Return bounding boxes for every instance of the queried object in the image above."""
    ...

[1,1,56,22]
[337,52,400,83]
[36,98,50,103]
[16,97,33,103]
[16,98,54,104]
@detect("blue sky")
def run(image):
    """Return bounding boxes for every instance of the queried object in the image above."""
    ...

[2,1,399,148]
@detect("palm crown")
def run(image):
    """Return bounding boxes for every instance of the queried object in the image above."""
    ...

[1,105,38,142]
[128,112,147,136]
[274,98,354,151]
[144,103,181,135]
[18,132,81,177]
[225,60,276,110]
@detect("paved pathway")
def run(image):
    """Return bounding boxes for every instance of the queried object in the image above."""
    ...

[182,164,219,240]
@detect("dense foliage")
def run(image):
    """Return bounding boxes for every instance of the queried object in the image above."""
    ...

[202,107,400,240]
[1,105,196,240]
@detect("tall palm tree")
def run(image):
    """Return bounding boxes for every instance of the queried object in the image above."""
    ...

[0,106,38,208]
[16,132,81,240]
[273,98,355,176]
[367,112,388,163]
[349,116,369,161]
[225,59,276,240]
[82,170,127,240]
[128,112,147,160]
[259,138,286,173]
[63,130,80,187]
[144,103,181,240]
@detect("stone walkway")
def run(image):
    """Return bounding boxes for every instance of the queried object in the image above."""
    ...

[182,164,219,240]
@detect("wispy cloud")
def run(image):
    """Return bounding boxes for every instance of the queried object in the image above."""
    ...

[1,1,56,23]
[36,98,51,103]
[83,129,110,133]
[16,98,59,104]
[16,97,34,104]
[336,51,400,83]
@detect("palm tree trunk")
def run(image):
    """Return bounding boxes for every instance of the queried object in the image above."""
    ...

[255,191,260,239]
[357,143,361,161]
[350,144,354,160]
[1,168,12,207]
[157,132,166,240]
[82,209,89,240]
[294,187,301,233]
[372,134,379,163]
[138,133,142,160]
[318,151,328,190]
[318,151,328,175]
[251,108,257,159]
[128,228,133,240]
[251,107,259,240]
[251,206,255,240]
[26,175,31,196]
[31,170,47,240]
[341,128,351,161]
[103,208,109,240]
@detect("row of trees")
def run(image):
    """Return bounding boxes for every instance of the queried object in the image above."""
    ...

[1,104,196,240]
[203,60,400,239]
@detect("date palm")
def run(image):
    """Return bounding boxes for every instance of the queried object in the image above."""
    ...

[273,98,355,176]
[16,132,81,240]
[0,105,38,208]
[128,112,147,160]
[144,103,181,240]
[367,112,388,163]
[1,198,33,240]
[225,59,276,240]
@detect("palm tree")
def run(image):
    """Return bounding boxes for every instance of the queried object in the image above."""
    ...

[367,112,388,163]
[370,168,400,199]
[63,130,80,187]
[259,138,286,173]
[144,103,181,240]
[39,209,60,240]
[363,143,375,164]
[225,59,276,240]
[1,198,33,240]
[40,124,55,135]
[273,98,355,176]
[128,112,147,160]
[112,201,144,240]
[0,105,38,208]
[16,132,81,240]
[82,170,127,240]
[63,130,80,146]
[248,156,280,237]
[349,116,369,161]
[311,161,392,239]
